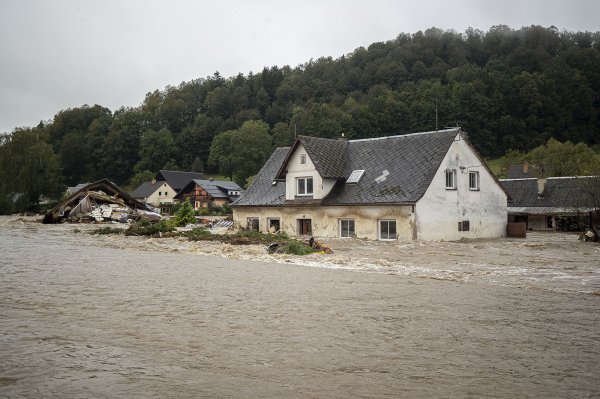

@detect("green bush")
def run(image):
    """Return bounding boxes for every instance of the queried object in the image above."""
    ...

[90,226,123,235]
[125,219,176,236]
[281,241,314,255]
[173,199,196,226]
[185,227,216,241]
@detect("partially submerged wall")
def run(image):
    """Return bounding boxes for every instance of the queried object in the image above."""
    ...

[233,205,414,240]
[416,134,507,240]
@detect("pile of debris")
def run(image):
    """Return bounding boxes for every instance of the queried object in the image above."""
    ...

[580,226,599,242]
[305,236,334,254]
[43,179,161,224]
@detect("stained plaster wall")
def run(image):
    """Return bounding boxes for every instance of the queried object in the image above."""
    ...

[233,205,414,240]
[415,133,507,240]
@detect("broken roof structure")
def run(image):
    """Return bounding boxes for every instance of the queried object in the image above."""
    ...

[43,179,160,224]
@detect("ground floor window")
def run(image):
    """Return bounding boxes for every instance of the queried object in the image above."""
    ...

[247,217,259,231]
[297,219,312,235]
[268,218,280,233]
[339,219,355,238]
[379,219,397,240]
[458,220,470,231]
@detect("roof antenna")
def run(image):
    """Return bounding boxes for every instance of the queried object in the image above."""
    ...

[435,100,438,131]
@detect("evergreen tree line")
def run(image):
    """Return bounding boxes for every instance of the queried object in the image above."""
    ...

[1,25,600,213]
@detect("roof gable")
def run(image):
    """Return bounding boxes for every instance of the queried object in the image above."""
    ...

[275,136,348,180]
[155,170,206,191]
[176,179,243,200]
[130,181,162,198]
[234,129,463,206]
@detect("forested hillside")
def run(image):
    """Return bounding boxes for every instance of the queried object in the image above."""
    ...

[1,25,600,212]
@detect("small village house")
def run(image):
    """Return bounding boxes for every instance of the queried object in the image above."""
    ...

[175,179,243,210]
[130,180,178,213]
[500,176,600,231]
[232,128,508,241]
[130,170,206,213]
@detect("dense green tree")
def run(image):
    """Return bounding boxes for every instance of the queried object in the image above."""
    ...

[527,138,600,177]
[100,108,146,185]
[135,128,177,173]
[208,120,273,185]
[127,170,155,191]
[0,127,62,212]
[208,130,236,180]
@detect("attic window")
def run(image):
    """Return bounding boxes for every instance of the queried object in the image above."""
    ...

[346,170,365,184]
[300,154,306,164]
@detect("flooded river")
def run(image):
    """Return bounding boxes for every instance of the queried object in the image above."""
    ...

[1,217,599,397]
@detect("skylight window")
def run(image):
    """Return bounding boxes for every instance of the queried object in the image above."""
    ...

[346,170,365,184]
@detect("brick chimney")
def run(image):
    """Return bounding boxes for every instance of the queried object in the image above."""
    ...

[523,161,529,174]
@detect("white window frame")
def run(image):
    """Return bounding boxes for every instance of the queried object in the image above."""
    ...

[445,169,457,190]
[339,218,355,238]
[469,171,480,191]
[296,177,314,196]
[379,219,397,241]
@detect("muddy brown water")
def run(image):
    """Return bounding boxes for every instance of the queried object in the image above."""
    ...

[1,217,599,397]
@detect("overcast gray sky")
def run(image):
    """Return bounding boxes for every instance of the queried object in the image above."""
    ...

[1,0,598,133]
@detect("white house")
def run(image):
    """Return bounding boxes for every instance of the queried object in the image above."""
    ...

[232,128,508,241]
[130,180,178,210]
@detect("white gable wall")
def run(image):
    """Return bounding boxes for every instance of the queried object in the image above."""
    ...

[145,182,177,207]
[415,134,507,240]
[285,144,336,200]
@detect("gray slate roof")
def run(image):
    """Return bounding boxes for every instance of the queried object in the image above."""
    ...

[176,179,243,201]
[155,170,206,191]
[195,179,242,199]
[234,128,460,207]
[130,181,162,199]
[276,136,348,179]
[501,177,600,210]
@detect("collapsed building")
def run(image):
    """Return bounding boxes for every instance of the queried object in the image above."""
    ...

[43,179,161,224]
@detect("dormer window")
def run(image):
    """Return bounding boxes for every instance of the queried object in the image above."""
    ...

[297,177,313,196]
[300,154,306,164]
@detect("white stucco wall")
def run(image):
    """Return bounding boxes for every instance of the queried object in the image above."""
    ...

[284,144,336,200]
[233,205,415,240]
[415,134,507,240]
[145,183,177,207]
